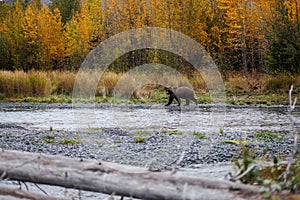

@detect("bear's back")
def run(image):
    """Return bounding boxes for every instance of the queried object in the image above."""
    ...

[175,87,194,98]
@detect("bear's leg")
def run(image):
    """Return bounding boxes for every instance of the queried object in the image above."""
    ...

[192,97,198,105]
[185,98,190,106]
[175,96,181,106]
[165,96,174,106]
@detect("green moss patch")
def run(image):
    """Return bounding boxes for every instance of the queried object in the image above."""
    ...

[161,129,180,135]
[255,131,283,140]
[193,131,207,139]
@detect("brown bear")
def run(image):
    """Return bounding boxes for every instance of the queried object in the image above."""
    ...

[165,86,198,106]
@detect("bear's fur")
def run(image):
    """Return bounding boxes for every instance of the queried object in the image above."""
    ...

[165,86,198,106]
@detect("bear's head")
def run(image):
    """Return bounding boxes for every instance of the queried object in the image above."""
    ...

[164,87,175,95]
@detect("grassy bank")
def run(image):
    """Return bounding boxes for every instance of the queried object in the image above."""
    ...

[0,70,298,105]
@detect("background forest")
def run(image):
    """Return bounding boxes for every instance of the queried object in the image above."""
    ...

[0,0,300,102]
[0,0,299,73]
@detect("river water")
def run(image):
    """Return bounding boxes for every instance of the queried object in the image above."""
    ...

[0,104,296,134]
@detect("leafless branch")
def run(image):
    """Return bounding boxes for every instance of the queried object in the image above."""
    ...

[229,165,257,182]
[171,150,185,174]
[34,183,48,196]
[0,186,65,200]
[282,84,298,184]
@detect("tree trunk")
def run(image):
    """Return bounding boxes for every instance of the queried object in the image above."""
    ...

[0,150,261,200]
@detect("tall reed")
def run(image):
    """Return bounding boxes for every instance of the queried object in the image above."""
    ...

[0,71,51,97]
[0,70,298,99]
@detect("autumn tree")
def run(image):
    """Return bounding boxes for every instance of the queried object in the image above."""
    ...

[213,0,245,71]
[0,2,11,69]
[1,0,299,73]
[204,0,270,72]
[63,0,94,69]
[86,0,105,47]
[0,0,25,70]
[181,0,209,46]
[22,3,40,71]
[37,6,65,69]
[241,0,267,71]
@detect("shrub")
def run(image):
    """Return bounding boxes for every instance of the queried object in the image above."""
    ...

[225,70,270,95]
[48,71,76,95]
[265,74,293,93]
[97,71,122,96]
[0,70,51,97]
[29,72,51,96]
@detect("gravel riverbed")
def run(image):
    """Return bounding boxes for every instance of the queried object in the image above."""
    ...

[0,103,299,199]
[0,117,296,169]
[0,103,298,168]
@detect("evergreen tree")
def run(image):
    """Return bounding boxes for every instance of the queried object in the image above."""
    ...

[265,0,300,74]
[50,0,79,23]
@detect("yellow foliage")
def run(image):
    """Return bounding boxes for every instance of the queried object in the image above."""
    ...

[284,0,300,23]
[1,1,25,68]
[65,1,93,58]
[23,5,38,45]
[0,0,299,72]
[37,6,65,68]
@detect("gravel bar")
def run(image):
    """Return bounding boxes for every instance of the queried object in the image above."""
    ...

[0,122,296,169]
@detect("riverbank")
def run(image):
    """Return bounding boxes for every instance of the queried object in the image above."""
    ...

[0,93,294,106]
[0,70,299,106]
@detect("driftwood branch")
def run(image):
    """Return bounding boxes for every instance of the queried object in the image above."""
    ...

[0,186,65,200]
[0,150,261,200]
[283,84,298,183]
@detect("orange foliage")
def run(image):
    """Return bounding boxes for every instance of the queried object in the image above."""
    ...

[0,0,299,72]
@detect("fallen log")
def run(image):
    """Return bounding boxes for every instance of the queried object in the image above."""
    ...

[0,150,261,200]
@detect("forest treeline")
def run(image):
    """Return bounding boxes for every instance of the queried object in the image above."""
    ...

[0,0,299,74]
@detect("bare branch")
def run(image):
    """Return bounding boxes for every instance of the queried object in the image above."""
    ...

[282,84,298,184]
[230,165,257,182]
[0,186,65,200]
[34,183,48,196]
[171,150,185,174]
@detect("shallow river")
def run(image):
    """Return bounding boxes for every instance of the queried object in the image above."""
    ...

[0,103,296,134]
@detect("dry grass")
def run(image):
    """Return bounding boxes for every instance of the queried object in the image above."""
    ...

[189,73,208,93]
[111,71,204,99]
[265,74,294,93]
[48,71,76,95]
[0,70,298,100]
[0,71,52,97]
[224,70,271,95]
[97,71,122,96]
